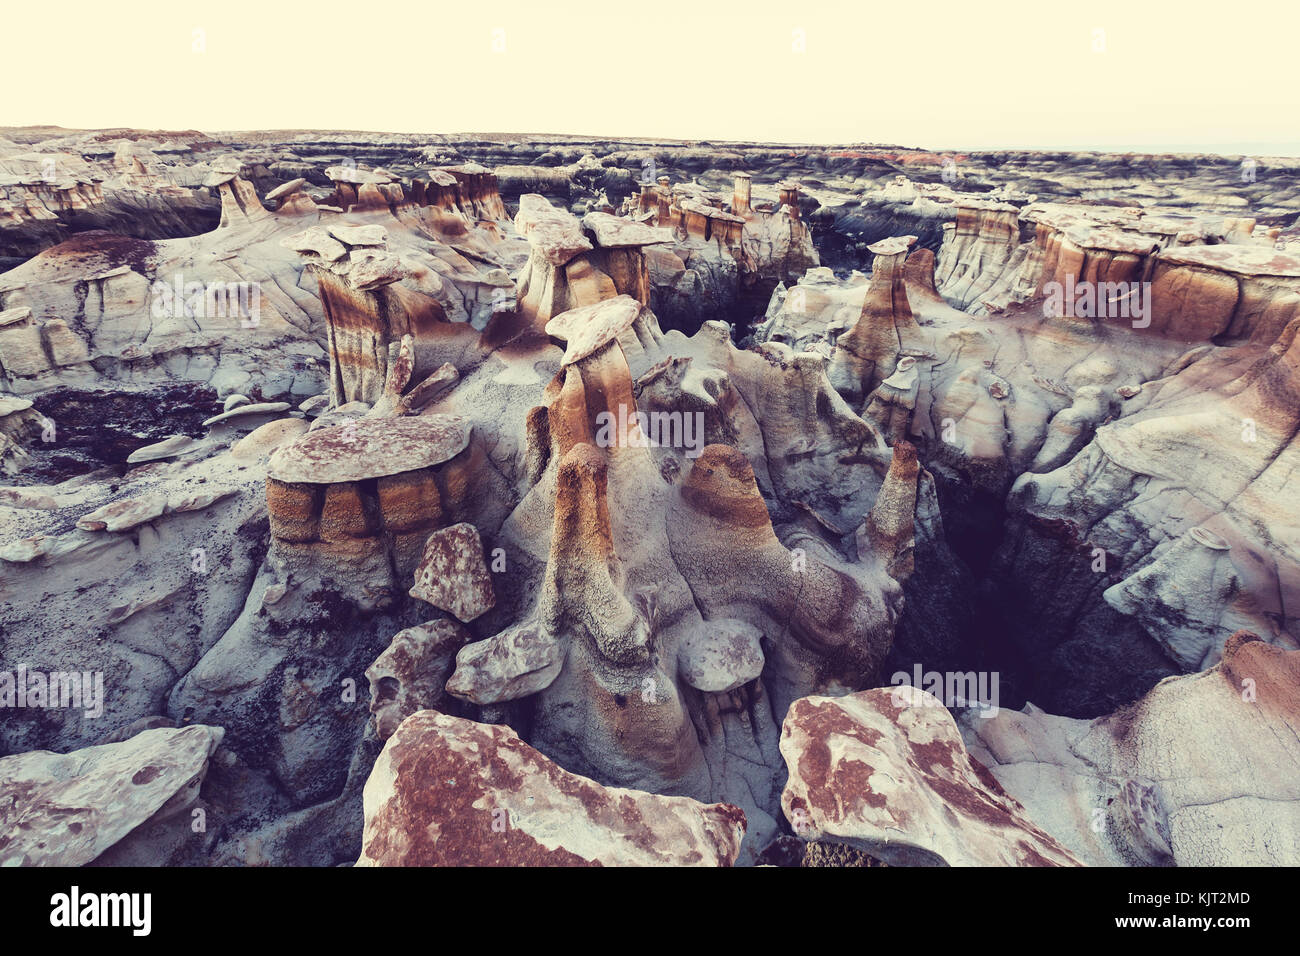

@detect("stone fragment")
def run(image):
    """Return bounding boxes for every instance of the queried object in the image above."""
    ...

[445,620,563,704]
[409,522,496,622]
[365,620,470,739]
[678,619,765,693]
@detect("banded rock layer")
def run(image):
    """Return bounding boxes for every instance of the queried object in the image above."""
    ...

[2,130,1298,869]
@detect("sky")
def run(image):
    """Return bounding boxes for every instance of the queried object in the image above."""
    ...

[7,0,1298,155]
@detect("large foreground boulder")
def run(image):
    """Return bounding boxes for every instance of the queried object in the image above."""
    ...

[358,711,746,866]
[779,686,1081,866]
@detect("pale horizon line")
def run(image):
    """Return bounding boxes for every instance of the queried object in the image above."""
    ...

[5,124,1300,162]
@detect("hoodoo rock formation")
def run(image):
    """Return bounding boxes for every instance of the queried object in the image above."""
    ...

[829,235,921,403]
[2,128,1299,869]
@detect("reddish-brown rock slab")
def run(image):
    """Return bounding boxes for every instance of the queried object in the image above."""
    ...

[267,414,471,484]
[1157,243,1300,277]
[358,711,746,866]
[408,522,496,622]
[779,687,1082,867]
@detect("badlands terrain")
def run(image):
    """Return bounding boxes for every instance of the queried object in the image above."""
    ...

[0,127,1298,867]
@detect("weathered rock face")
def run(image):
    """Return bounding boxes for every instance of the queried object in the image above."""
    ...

[934,200,1027,311]
[0,725,223,866]
[512,197,671,332]
[755,266,868,354]
[935,199,1300,341]
[779,687,1081,866]
[6,129,1300,870]
[995,305,1300,710]
[738,178,819,292]
[409,164,509,222]
[863,355,920,443]
[355,283,906,863]
[0,415,287,756]
[759,219,1300,717]
[620,174,819,333]
[357,711,746,866]
[668,443,901,716]
[282,222,507,409]
[0,142,219,260]
[964,632,1300,866]
[0,145,523,424]
[0,228,323,402]
[859,440,919,583]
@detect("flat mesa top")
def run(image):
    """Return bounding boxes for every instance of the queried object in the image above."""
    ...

[267,415,472,484]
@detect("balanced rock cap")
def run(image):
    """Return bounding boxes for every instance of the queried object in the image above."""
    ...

[325,165,391,185]
[545,295,645,367]
[202,169,238,188]
[516,195,592,265]
[880,356,919,390]
[582,212,671,248]
[867,235,918,257]
[327,223,387,247]
[282,227,347,262]
[268,415,472,484]
[265,178,307,201]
